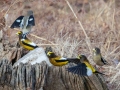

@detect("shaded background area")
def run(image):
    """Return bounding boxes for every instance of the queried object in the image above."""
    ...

[0,0,120,90]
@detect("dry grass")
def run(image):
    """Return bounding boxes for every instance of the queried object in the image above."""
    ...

[1,0,120,89]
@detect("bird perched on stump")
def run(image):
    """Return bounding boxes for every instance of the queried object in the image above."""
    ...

[16,31,38,50]
[45,47,79,66]
[67,55,105,76]
[93,47,108,66]
[11,10,35,37]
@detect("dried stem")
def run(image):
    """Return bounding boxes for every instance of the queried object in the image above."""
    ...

[65,0,92,54]
[13,28,56,45]
[4,0,20,16]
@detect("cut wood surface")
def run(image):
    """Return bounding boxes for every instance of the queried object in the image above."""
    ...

[13,47,52,67]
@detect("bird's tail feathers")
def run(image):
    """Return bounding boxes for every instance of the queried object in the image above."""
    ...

[94,71,105,75]
[105,61,110,65]
[102,57,110,65]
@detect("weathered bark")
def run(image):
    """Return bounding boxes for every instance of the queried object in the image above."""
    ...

[44,66,108,90]
[0,48,108,90]
[0,59,48,90]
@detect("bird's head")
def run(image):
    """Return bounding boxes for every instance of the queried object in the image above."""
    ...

[47,51,56,58]
[45,47,53,54]
[16,31,26,39]
[93,47,100,54]
[78,55,87,63]
[16,31,23,36]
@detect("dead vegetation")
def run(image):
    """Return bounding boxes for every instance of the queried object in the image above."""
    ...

[0,0,120,90]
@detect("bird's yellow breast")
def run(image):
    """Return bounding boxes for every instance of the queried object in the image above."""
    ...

[19,41,35,50]
[49,57,68,66]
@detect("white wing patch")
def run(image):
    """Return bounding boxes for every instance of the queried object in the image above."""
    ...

[21,39,25,41]
[29,42,37,46]
[86,67,93,76]
[60,57,67,60]
[21,39,37,46]
[29,18,33,21]
[16,19,21,22]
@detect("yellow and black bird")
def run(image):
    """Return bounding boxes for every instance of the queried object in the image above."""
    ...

[45,47,79,66]
[16,31,38,50]
[93,47,108,66]
[46,51,69,66]
[67,55,105,76]
[11,10,35,37]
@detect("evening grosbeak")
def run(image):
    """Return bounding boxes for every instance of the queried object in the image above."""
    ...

[16,31,38,50]
[93,47,108,66]
[45,47,79,66]
[11,10,35,37]
[67,55,105,76]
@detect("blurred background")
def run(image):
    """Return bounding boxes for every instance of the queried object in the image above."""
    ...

[0,0,120,89]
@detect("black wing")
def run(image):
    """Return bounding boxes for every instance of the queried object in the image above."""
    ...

[27,15,35,27]
[67,58,81,64]
[55,58,80,64]
[55,60,68,62]
[10,16,24,28]
[67,63,87,76]
[101,57,108,64]
[21,40,38,49]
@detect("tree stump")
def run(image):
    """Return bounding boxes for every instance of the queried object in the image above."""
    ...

[0,48,108,90]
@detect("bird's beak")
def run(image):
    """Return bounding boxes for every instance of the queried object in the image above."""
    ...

[16,32,19,35]
[77,55,81,59]
[93,48,96,52]
[47,52,50,56]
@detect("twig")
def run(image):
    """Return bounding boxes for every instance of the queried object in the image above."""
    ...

[37,44,58,46]
[65,0,92,53]
[37,44,81,46]
[109,45,120,56]
[4,0,20,16]
[12,28,56,45]
[110,70,120,84]
[30,34,55,44]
